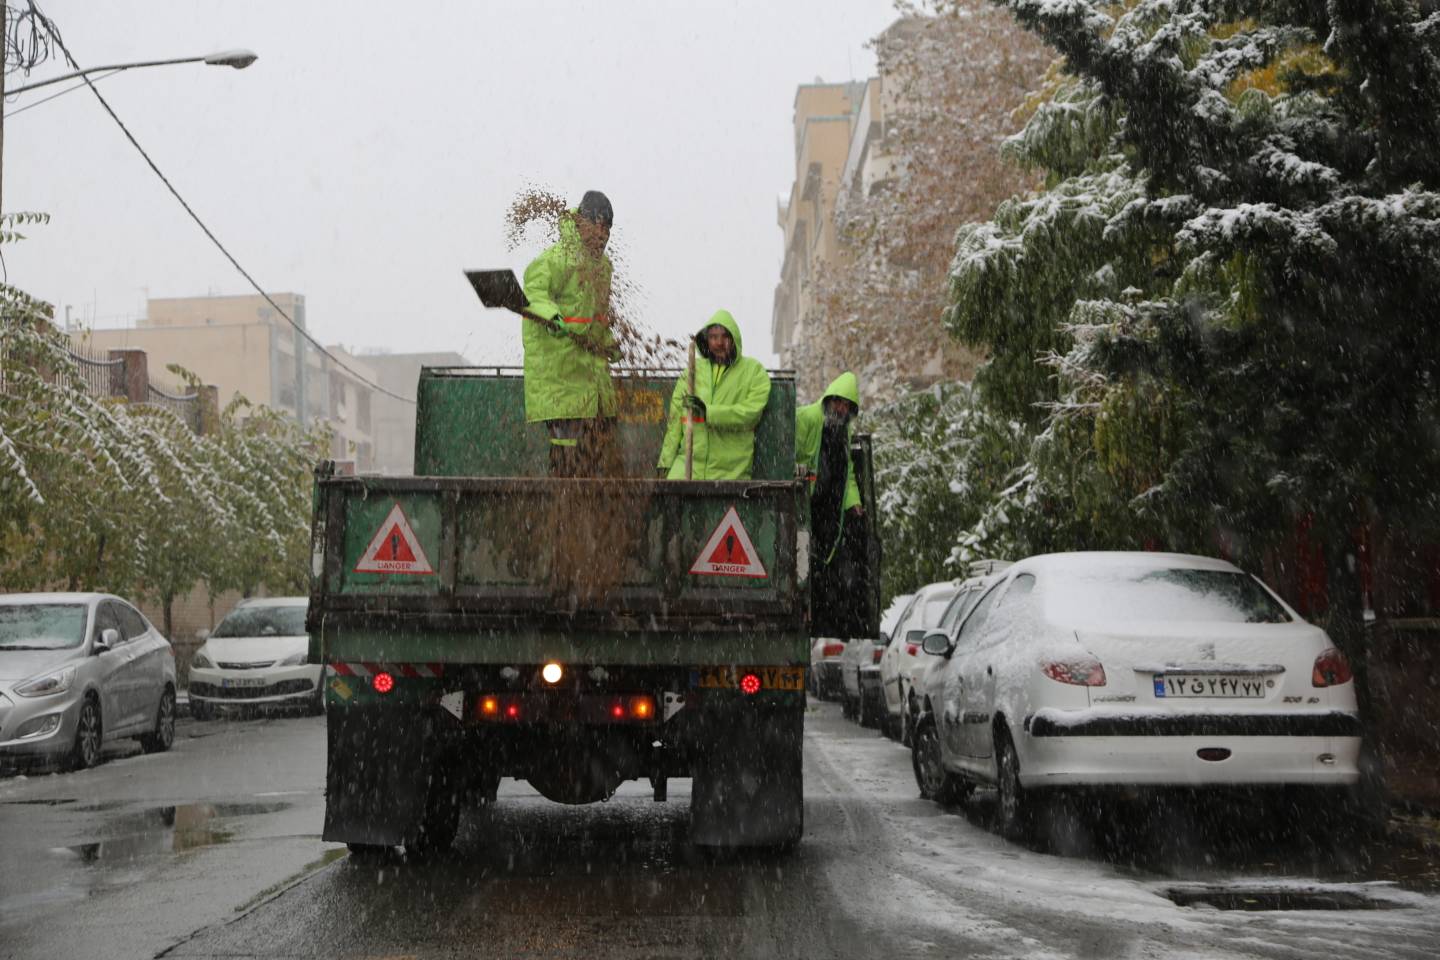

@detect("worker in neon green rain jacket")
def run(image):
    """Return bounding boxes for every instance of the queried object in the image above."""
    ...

[522,190,621,476]
[656,311,772,480]
[796,371,863,564]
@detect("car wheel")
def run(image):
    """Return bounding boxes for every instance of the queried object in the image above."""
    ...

[994,726,1030,840]
[901,693,918,747]
[912,719,971,804]
[141,687,176,753]
[68,696,102,771]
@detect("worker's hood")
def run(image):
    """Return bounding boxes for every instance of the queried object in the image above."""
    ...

[694,310,743,363]
[822,371,860,413]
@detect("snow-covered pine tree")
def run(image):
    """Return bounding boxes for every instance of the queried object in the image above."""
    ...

[983,1,1440,659]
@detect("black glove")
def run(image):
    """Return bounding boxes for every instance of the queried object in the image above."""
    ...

[549,314,568,337]
[684,396,707,420]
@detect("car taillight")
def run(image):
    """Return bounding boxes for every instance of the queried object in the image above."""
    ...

[905,644,918,656]
[822,643,845,658]
[872,647,884,664]
[739,672,762,695]
[1042,658,1107,686]
[371,671,395,694]
[1312,648,1353,687]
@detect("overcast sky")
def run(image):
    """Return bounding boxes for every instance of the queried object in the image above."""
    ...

[5,0,898,382]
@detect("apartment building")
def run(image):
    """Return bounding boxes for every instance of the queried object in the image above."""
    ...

[77,293,378,470]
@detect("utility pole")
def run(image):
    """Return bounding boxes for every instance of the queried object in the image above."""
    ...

[2,1,8,219]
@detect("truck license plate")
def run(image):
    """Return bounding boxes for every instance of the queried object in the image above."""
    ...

[693,666,805,691]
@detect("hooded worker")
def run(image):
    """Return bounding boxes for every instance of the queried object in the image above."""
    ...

[522,190,621,476]
[796,371,863,563]
[657,310,772,480]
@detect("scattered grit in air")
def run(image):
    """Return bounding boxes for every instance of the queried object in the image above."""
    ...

[504,189,691,607]
[505,187,684,370]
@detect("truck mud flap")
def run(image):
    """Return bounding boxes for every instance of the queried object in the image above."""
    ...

[323,706,431,847]
[690,708,803,848]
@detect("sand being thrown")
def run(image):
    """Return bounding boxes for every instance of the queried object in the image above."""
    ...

[503,188,695,610]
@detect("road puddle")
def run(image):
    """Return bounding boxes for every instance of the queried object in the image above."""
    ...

[55,800,291,862]
[1165,884,1408,911]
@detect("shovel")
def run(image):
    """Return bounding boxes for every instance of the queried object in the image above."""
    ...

[464,269,613,360]
[684,339,696,480]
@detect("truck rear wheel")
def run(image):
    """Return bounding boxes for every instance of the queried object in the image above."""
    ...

[690,707,804,850]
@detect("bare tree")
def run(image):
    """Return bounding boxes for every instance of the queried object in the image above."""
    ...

[795,1,1052,405]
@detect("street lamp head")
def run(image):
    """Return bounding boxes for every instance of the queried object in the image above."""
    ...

[203,49,258,69]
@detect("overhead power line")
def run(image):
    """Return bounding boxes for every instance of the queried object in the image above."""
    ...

[39,18,416,406]
[4,67,121,118]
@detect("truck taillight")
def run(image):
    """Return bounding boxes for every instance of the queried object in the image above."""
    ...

[739,672,762,695]
[1042,659,1107,686]
[822,643,845,658]
[505,703,520,719]
[372,671,395,694]
[1312,648,1353,687]
[629,695,654,719]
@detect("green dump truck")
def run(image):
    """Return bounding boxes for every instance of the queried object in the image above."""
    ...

[306,367,879,855]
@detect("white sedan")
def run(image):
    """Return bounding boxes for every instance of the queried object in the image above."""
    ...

[841,593,913,725]
[878,581,958,741]
[188,598,320,718]
[910,553,1363,838]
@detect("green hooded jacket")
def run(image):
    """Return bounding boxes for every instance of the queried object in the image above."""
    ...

[796,370,863,519]
[657,311,772,480]
[521,214,619,423]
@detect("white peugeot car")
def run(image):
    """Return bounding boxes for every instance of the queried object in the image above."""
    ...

[906,564,1009,747]
[188,598,320,718]
[910,553,1363,838]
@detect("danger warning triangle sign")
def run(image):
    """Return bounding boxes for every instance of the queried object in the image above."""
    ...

[354,502,435,575]
[690,506,768,578]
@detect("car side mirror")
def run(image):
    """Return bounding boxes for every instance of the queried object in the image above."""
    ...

[93,627,120,654]
[921,632,951,656]
[905,629,926,645]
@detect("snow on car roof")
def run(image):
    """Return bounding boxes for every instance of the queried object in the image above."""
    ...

[1014,552,1241,575]
[0,592,109,604]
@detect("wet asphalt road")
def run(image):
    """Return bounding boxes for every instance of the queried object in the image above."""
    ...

[3,703,1439,960]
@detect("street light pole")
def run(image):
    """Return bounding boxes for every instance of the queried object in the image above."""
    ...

[7,49,257,96]
[0,45,255,219]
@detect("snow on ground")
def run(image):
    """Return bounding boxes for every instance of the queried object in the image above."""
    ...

[804,703,1440,960]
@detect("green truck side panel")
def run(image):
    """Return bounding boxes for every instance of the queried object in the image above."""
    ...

[309,369,811,672]
[316,626,805,668]
[413,369,797,481]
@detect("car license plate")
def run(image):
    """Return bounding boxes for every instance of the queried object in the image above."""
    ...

[1153,674,1266,698]
[221,677,266,689]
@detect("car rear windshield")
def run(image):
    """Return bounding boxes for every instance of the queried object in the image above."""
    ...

[213,605,308,638]
[1047,568,1292,625]
[0,603,89,650]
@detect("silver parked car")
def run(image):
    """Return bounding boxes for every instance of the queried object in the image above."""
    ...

[188,598,320,718]
[0,593,177,770]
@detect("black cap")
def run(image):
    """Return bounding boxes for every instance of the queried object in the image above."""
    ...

[578,190,613,228]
